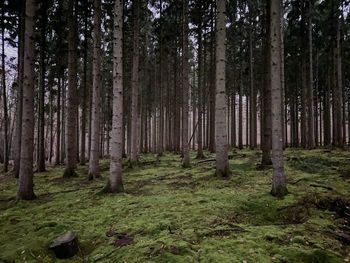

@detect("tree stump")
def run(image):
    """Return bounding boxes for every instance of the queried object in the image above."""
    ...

[49,231,78,259]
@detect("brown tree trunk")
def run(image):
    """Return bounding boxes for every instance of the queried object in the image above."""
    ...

[17,0,36,200]
[88,0,102,179]
[64,0,78,177]
[270,0,287,197]
[106,0,124,193]
[130,0,140,165]
[215,0,231,177]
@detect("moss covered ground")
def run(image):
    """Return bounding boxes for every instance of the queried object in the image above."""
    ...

[1,149,350,263]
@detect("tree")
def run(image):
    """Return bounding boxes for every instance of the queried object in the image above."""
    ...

[88,0,102,179]
[130,0,140,166]
[17,0,36,200]
[105,0,124,193]
[215,0,230,177]
[181,0,190,168]
[64,0,78,177]
[270,0,287,197]
[37,0,47,172]
[1,0,8,172]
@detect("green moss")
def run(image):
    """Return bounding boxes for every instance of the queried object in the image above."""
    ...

[0,149,349,262]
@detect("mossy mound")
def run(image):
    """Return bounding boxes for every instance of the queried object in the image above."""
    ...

[0,150,350,262]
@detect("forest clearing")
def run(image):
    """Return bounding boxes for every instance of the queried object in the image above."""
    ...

[1,149,350,262]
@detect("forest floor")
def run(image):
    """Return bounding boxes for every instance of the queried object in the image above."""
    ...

[1,149,350,263]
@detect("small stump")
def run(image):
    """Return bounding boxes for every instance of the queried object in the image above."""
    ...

[50,231,78,259]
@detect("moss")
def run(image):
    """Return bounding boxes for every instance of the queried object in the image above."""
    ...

[0,149,349,262]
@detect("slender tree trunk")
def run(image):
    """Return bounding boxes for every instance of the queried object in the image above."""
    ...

[261,1,272,165]
[80,1,89,165]
[106,0,124,193]
[88,0,102,179]
[181,0,190,167]
[1,4,8,172]
[307,0,315,149]
[64,0,78,177]
[215,0,230,177]
[37,0,47,172]
[17,0,36,200]
[13,0,25,178]
[196,9,204,159]
[270,0,287,197]
[238,69,243,149]
[130,0,140,165]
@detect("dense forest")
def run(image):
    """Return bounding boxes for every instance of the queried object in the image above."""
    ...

[1,0,350,262]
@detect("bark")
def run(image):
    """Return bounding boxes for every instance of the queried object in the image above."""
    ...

[261,1,272,166]
[270,0,287,197]
[80,1,89,165]
[215,0,230,177]
[130,0,140,165]
[37,0,47,172]
[307,0,315,148]
[181,0,190,168]
[13,0,25,177]
[17,0,36,200]
[106,0,124,193]
[88,0,102,179]
[64,0,78,177]
[1,3,8,172]
[249,7,257,149]
[196,5,204,159]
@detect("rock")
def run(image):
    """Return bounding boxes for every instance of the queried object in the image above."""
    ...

[49,231,78,259]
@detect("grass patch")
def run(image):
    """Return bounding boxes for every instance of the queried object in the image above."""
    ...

[0,149,349,262]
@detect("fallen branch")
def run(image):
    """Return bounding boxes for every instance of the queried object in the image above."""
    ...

[309,184,333,191]
[196,158,216,165]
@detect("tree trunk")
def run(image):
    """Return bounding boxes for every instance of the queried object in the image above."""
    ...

[261,1,272,165]
[270,0,287,197]
[37,0,47,172]
[17,0,36,200]
[130,0,140,165]
[1,3,8,172]
[196,6,204,159]
[64,0,78,177]
[106,0,124,193]
[13,0,25,178]
[80,1,89,165]
[88,0,102,179]
[215,0,230,177]
[181,0,190,168]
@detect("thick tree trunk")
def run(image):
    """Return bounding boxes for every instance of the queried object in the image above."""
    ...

[64,0,78,177]
[106,0,124,193]
[88,0,102,179]
[270,0,287,197]
[17,0,36,200]
[130,0,140,165]
[215,0,230,177]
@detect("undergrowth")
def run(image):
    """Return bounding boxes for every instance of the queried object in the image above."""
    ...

[0,149,350,262]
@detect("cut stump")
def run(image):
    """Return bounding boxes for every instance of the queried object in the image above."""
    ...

[49,231,78,259]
